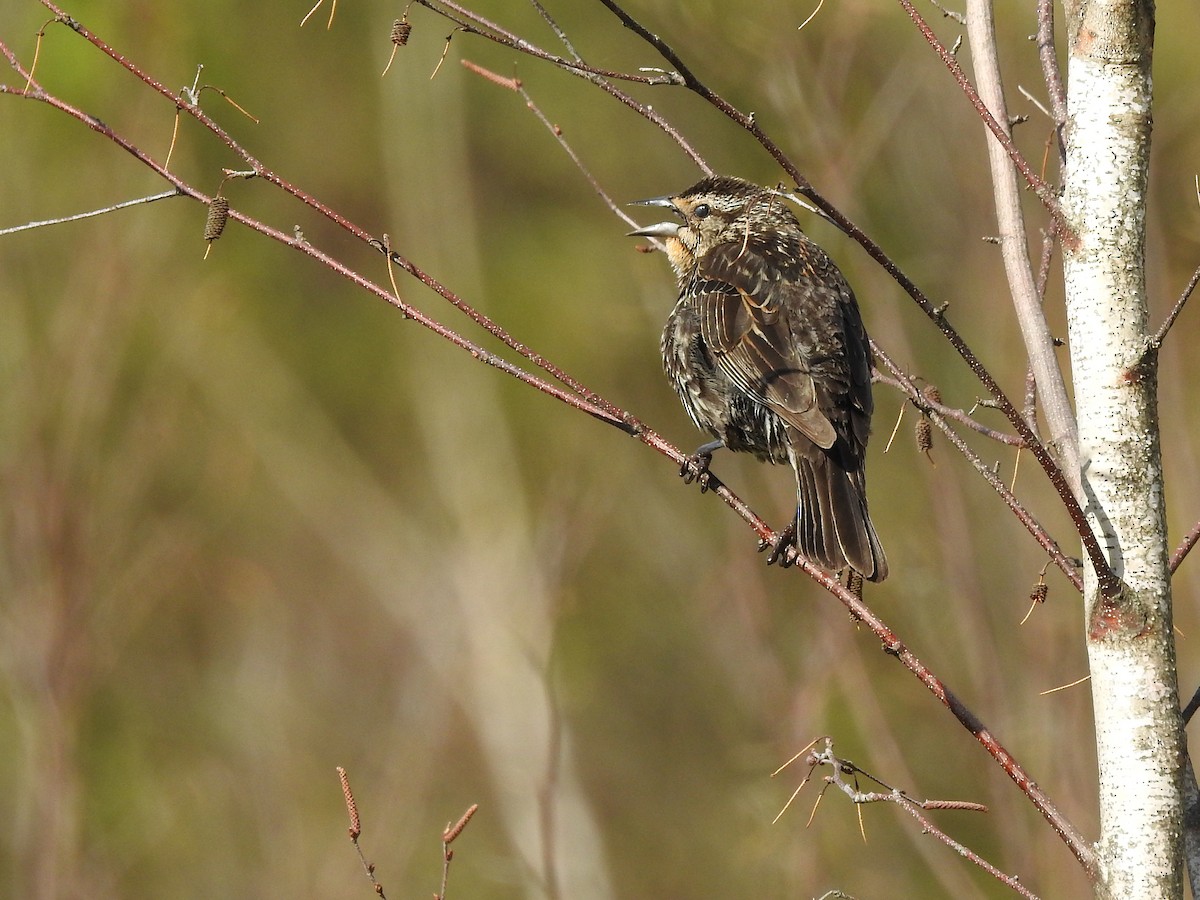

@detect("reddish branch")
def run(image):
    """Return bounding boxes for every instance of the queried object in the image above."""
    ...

[897,0,1069,239]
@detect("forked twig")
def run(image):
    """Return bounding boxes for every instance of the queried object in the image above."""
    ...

[777,739,1038,899]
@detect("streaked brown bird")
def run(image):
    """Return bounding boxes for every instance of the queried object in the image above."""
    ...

[630,175,887,581]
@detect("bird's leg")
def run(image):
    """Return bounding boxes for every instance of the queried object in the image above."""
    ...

[680,439,724,493]
[759,520,798,567]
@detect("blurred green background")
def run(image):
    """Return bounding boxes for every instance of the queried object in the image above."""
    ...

[3,1,1200,897]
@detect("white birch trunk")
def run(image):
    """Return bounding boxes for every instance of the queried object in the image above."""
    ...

[1061,2,1183,896]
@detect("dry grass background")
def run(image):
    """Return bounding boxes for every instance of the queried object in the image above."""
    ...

[3,1,1200,897]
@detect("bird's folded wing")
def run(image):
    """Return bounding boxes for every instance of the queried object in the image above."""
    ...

[695,241,837,449]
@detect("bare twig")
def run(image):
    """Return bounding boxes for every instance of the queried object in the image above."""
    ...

[1170,517,1200,574]
[461,59,643,232]
[417,0,709,172]
[1184,685,1200,726]
[782,739,1039,899]
[1149,262,1200,351]
[896,0,1071,240]
[1035,0,1068,139]
[528,0,582,60]
[873,352,1083,592]
[927,0,966,24]
[436,804,479,900]
[0,190,179,235]
[873,374,1023,446]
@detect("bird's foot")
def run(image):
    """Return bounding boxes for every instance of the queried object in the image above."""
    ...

[679,440,724,493]
[680,453,714,491]
[758,522,798,567]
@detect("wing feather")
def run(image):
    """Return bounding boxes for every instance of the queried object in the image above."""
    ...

[693,241,839,449]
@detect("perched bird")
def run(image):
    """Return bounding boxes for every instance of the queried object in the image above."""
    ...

[630,175,887,581]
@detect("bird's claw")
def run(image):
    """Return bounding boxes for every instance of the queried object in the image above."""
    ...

[680,452,714,492]
[760,522,798,567]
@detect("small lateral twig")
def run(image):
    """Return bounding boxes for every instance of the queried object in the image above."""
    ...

[1182,684,1200,726]
[778,739,1037,899]
[873,352,1083,592]
[416,0,709,172]
[1149,261,1200,352]
[873,373,1023,447]
[460,59,642,232]
[1035,0,1068,141]
[1170,516,1200,574]
[0,190,180,235]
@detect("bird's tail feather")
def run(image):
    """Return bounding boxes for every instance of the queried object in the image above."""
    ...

[793,452,888,582]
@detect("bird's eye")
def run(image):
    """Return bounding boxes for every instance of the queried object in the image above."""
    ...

[694,203,710,219]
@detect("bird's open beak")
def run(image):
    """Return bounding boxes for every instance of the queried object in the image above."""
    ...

[628,196,680,238]
[628,221,680,238]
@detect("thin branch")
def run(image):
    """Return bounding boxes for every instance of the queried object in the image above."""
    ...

[1170,517,1200,574]
[460,60,642,232]
[896,0,1072,241]
[336,767,389,899]
[420,0,675,84]
[528,0,581,61]
[1182,685,1200,726]
[874,373,1023,446]
[963,0,1079,487]
[416,0,709,172]
[0,190,180,235]
[1035,0,1068,140]
[874,353,1083,592]
[1149,262,1200,351]
[437,804,478,900]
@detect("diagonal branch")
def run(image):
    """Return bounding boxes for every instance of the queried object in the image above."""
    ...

[417,0,710,173]
[873,356,1083,592]
[896,0,1073,243]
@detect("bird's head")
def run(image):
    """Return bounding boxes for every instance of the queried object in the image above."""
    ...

[629,175,798,277]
